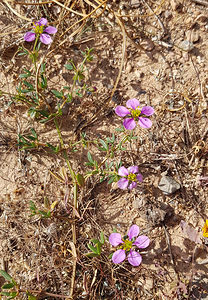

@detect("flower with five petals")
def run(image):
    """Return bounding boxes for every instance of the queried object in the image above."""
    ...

[24,18,57,45]
[109,225,150,266]
[117,166,143,190]
[115,98,154,130]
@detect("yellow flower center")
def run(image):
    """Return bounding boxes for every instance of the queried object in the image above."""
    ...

[128,173,137,182]
[34,23,44,34]
[131,108,141,119]
[120,239,133,251]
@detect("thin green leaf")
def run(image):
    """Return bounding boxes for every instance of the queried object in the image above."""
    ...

[87,244,97,253]
[64,64,73,70]
[85,252,99,258]
[39,210,50,218]
[91,239,99,244]
[51,90,63,99]
[99,139,108,151]
[109,162,114,169]
[1,291,17,298]
[100,176,105,183]
[26,135,36,141]
[108,176,115,185]
[19,73,30,79]
[87,152,94,164]
[17,51,28,56]
[2,283,15,289]
[96,242,101,255]
[112,133,115,142]
[23,81,34,90]
[0,270,13,282]
[76,173,85,187]
[21,89,32,93]
[46,143,57,152]
[1,291,11,296]
[39,117,51,123]
[100,232,105,244]
[29,201,36,210]
[115,126,125,132]
[41,74,47,89]
[30,128,37,139]
[40,63,46,73]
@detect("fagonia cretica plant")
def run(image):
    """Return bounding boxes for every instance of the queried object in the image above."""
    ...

[1,16,157,278]
[0,8,206,300]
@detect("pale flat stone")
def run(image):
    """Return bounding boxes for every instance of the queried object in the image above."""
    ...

[158,176,180,194]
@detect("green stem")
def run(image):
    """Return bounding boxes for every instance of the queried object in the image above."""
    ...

[74,183,78,209]
[54,117,78,245]
[32,35,39,72]
[54,118,76,183]
[33,35,39,52]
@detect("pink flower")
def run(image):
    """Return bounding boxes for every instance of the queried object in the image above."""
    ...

[115,98,154,130]
[24,18,57,45]
[109,225,150,266]
[117,166,143,190]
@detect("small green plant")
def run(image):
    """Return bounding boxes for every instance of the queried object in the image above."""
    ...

[86,232,105,257]
[0,270,19,299]
[29,200,52,218]
[0,270,63,299]
[0,270,37,299]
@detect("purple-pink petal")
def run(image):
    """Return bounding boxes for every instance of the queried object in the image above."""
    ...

[128,166,139,174]
[109,233,123,247]
[133,236,150,249]
[117,178,129,190]
[112,249,126,264]
[126,98,140,110]
[115,106,130,117]
[118,166,129,177]
[40,33,52,44]
[136,173,143,182]
[123,118,136,130]
[141,106,154,116]
[24,31,36,42]
[128,225,140,240]
[138,117,152,128]
[38,18,48,26]
[44,26,57,34]
[129,182,137,190]
[127,250,142,266]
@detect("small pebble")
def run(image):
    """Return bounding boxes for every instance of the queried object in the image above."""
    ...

[158,176,180,195]
[179,40,194,52]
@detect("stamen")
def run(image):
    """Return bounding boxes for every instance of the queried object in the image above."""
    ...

[131,108,141,119]
[34,24,44,34]
[128,173,137,182]
[122,239,133,251]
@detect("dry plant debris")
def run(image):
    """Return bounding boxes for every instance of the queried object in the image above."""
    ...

[0,0,208,299]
